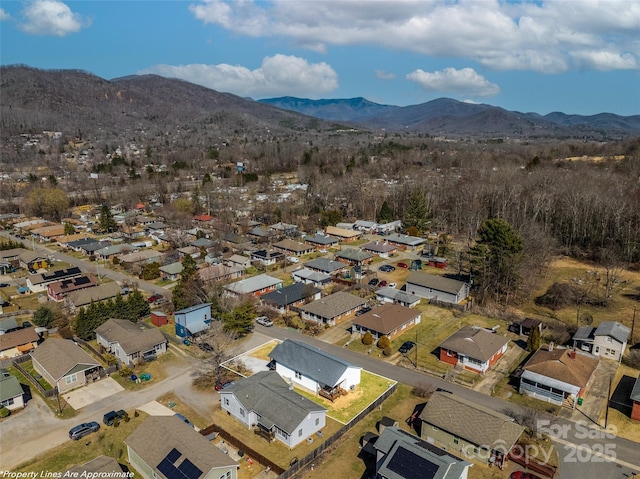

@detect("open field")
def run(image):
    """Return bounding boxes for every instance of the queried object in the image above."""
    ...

[599,363,640,443]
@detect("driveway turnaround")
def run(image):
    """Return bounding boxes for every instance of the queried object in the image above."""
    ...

[63,377,124,410]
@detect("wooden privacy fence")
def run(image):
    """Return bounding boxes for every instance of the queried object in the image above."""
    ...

[12,356,57,398]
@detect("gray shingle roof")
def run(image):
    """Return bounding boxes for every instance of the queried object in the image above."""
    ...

[353,303,421,336]
[261,282,319,307]
[224,274,282,294]
[96,319,166,356]
[223,371,325,434]
[385,233,426,246]
[269,339,360,388]
[67,282,122,308]
[299,292,367,320]
[66,456,123,474]
[375,287,420,305]
[631,375,640,403]
[304,234,338,246]
[31,338,99,381]
[125,416,237,474]
[304,258,346,273]
[594,321,631,344]
[0,373,23,402]
[407,272,467,295]
[292,268,332,283]
[419,391,524,450]
[335,248,374,262]
[438,326,509,362]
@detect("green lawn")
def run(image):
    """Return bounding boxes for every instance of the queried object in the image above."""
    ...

[294,371,397,424]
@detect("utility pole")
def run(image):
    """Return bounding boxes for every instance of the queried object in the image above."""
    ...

[605,374,612,429]
[631,306,636,345]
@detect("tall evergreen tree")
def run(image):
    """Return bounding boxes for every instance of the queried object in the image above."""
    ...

[402,190,429,234]
[377,200,394,223]
[527,325,541,352]
[99,205,117,233]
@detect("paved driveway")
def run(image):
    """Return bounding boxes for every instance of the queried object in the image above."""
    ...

[63,377,124,410]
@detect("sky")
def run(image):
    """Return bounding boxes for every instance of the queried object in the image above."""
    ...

[1,0,639,116]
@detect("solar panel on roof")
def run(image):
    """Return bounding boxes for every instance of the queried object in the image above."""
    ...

[157,458,185,479]
[387,446,439,479]
[178,459,202,479]
[75,276,91,285]
[166,448,181,463]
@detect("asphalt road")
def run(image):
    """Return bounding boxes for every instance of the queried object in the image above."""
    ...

[0,231,171,298]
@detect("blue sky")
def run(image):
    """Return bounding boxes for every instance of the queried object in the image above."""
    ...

[1,0,639,116]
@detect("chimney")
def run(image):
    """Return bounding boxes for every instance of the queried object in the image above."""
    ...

[569,350,576,359]
[548,342,554,351]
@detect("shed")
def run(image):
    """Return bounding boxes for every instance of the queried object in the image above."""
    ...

[151,311,169,327]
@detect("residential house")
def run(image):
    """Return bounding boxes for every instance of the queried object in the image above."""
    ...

[177,246,200,259]
[269,222,298,237]
[47,274,98,302]
[384,233,426,251]
[0,328,40,359]
[251,249,285,266]
[519,345,599,408]
[125,416,238,479]
[304,233,339,250]
[438,326,509,374]
[119,250,165,269]
[224,254,251,269]
[66,456,123,475]
[198,264,244,284]
[269,339,361,399]
[63,237,100,252]
[299,291,367,326]
[26,267,83,293]
[419,391,524,469]
[31,338,101,393]
[273,239,314,257]
[335,248,374,266]
[0,318,21,335]
[224,274,283,297]
[96,319,167,366]
[0,369,25,411]
[31,224,66,242]
[291,268,333,289]
[631,375,640,421]
[66,282,123,312]
[18,250,50,271]
[190,237,215,249]
[261,282,321,313]
[516,317,543,337]
[303,258,349,276]
[405,272,470,305]
[374,287,421,308]
[0,248,24,270]
[159,262,183,281]
[360,241,398,259]
[375,220,403,235]
[174,303,211,338]
[572,321,631,362]
[352,303,421,341]
[373,426,472,479]
[95,244,134,261]
[324,226,362,242]
[220,370,326,449]
[78,240,112,256]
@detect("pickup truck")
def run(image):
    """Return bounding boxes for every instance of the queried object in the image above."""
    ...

[103,409,128,426]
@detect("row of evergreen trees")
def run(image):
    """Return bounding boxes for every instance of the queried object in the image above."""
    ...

[74,290,150,340]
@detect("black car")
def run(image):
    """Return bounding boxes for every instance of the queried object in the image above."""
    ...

[0,283,9,288]
[69,421,100,440]
[379,265,396,272]
[174,413,194,428]
[355,306,372,317]
[367,278,379,286]
[103,409,128,426]
[398,341,416,354]
[198,342,213,353]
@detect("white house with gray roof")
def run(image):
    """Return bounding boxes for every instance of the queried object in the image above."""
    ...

[0,370,25,410]
[375,287,421,308]
[572,321,631,362]
[406,272,470,304]
[384,233,426,251]
[303,258,348,276]
[96,319,167,366]
[224,273,282,297]
[299,291,367,325]
[269,339,361,397]
[220,370,326,448]
[291,268,333,288]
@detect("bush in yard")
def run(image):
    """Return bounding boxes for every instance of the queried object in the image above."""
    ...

[377,335,390,350]
[412,382,436,398]
[383,347,392,356]
[0,407,10,418]
[362,331,373,345]
[119,366,133,378]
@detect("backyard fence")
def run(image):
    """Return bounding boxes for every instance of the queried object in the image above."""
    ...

[161,331,183,346]
[12,355,57,398]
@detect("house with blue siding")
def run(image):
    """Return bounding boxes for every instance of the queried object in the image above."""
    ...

[174,303,211,338]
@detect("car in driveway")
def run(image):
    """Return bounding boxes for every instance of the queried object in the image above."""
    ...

[355,306,372,317]
[387,282,397,289]
[397,262,408,268]
[398,341,416,354]
[215,381,235,391]
[509,472,542,479]
[69,421,100,440]
[287,256,300,263]
[378,280,388,288]
[174,413,194,428]
[146,294,161,303]
[367,278,379,286]
[0,283,9,288]
[256,316,273,327]
[198,342,213,353]
[379,265,395,273]
[103,409,128,426]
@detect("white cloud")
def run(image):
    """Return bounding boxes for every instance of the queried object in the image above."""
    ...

[407,67,500,97]
[19,0,90,36]
[570,50,638,71]
[375,70,396,80]
[0,8,10,21]
[140,54,339,98]
[188,0,640,73]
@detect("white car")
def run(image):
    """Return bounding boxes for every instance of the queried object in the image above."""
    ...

[388,283,397,289]
[256,316,274,327]
[287,256,300,263]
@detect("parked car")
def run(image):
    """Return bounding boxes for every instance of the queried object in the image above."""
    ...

[368,278,379,286]
[69,421,100,440]
[287,256,300,263]
[379,265,395,272]
[256,316,273,327]
[103,409,128,426]
[215,381,235,391]
[397,262,408,268]
[146,294,161,303]
[198,342,213,353]
[509,473,542,479]
[355,306,372,317]
[0,283,9,288]
[378,280,388,288]
[388,283,397,289]
[398,341,416,354]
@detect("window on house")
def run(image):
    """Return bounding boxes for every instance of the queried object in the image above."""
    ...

[1,398,14,407]
[453,437,459,445]
[224,398,229,406]
[240,409,245,417]
[65,374,77,385]
[295,371,302,380]
[298,429,303,437]
[315,418,320,426]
